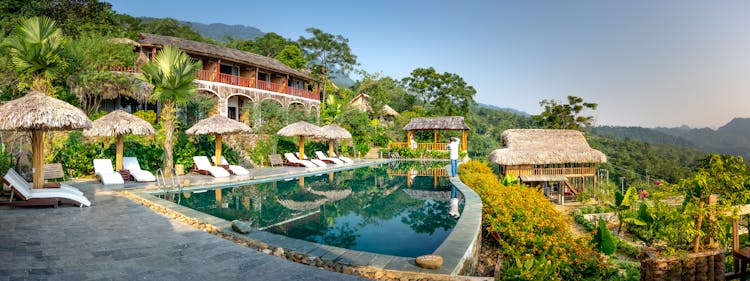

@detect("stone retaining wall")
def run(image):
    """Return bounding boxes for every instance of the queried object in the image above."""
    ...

[640,250,725,281]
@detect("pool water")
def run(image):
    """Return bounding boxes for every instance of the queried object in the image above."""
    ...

[171,161,463,257]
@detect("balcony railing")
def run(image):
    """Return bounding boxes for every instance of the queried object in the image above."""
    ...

[505,167,595,177]
[390,142,448,151]
[109,66,319,100]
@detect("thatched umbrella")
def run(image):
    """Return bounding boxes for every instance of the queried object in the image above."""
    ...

[320,124,352,157]
[277,121,324,159]
[0,91,92,188]
[83,110,155,170]
[186,115,253,167]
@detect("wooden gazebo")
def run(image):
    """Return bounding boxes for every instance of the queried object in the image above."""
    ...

[488,129,607,204]
[392,116,470,152]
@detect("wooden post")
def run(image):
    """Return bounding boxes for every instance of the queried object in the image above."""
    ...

[328,172,334,182]
[734,217,740,273]
[299,136,305,159]
[215,188,222,203]
[329,139,335,157]
[433,169,437,189]
[116,135,124,171]
[433,130,437,149]
[407,131,412,148]
[215,134,223,166]
[216,59,221,81]
[31,130,44,189]
[461,130,467,152]
[709,194,718,248]
[299,177,305,187]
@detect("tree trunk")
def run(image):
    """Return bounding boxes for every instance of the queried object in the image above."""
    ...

[162,101,176,177]
[694,197,705,253]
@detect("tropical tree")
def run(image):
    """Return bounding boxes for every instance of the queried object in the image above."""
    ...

[275,44,307,70]
[533,95,598,130]
[139,46,201,176]
[402,67,476,117]
[298,27,358,77]
[227,32,294,58]
[4,16,65,93]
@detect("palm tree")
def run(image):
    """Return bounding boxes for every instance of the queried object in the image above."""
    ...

[5,16,64,93]
[139,46,200,176]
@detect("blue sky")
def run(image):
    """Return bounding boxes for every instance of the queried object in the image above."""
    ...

[107,0,750,128]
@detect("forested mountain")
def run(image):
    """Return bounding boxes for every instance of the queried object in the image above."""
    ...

[181,21,264,41]
[476,103,530,116]
[655,118,750,161]
[591,126,696,147]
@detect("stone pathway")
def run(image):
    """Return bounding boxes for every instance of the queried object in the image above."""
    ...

[0,187,368,281]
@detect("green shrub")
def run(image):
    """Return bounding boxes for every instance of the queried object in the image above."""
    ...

[595,219,616,255]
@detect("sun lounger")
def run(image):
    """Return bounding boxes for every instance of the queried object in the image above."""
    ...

[295,152,327,167]
[211,156,250,175]
[269,154,283,167]
[6,168,83,196]
[192,156,230,177]
[3,169,91,207]
[93,159,125,185]
[329,151,354,164]
[122,157,156,182]
[314,151,343,165]
[283,153,318,168]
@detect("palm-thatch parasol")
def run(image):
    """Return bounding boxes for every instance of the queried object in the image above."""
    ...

[186,115,253,167]
[83,110,155,171]
[320,124,352,157]
[277,121,324,158]
[0,91,92,188]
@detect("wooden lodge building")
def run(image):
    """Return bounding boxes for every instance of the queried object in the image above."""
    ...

[488,129,607,204]
[110,33,322,121]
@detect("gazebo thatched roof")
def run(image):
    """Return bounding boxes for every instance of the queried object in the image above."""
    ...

[277,121,324,137]
[0,91,91,131]
[310,188,352,202]
[403,116,470,131]
[185,115,253,135]
[138,33,316,81]
[488,129,607,165]
[320,124,352,140]
[84,110,155,137]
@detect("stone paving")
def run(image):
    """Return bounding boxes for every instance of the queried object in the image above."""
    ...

[0,167,370,280]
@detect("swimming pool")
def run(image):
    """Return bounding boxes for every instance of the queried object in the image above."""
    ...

[171,161,463,258]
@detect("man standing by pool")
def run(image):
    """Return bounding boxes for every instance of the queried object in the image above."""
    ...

[447,137,460,177]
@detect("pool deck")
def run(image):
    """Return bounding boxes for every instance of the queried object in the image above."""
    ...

[1,159,483,280]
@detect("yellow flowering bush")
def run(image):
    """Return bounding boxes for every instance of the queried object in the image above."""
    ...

[460,160,606,279]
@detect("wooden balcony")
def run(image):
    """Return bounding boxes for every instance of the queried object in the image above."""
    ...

[505,166,595,177]
[390,142,448,151]
[109,66,320,101]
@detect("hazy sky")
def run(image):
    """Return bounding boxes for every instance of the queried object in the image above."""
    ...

[107,0,750,128]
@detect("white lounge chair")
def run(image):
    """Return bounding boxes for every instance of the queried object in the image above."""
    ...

[4,169,91,207]
[6,168,83,196]
[192,156,230,177]
[93,159,124,185]
[211,156,250,175]
[283,153,318,168]
[295,152,327,167]
[315,151,343,165]
[329,151,354,164]
[122,157,156,182]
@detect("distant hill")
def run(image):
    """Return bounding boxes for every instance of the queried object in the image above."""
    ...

[591,126,697,148]
[651,118,750,161]
[476,103,530,116]
[180,21,263,41]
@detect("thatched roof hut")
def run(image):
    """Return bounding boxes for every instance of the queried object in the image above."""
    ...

[488,129,607,165]
[138,33,316,81]
[349,93,400,116]
[277,121,323,137]
[185,115,253,136]
[403,116,470,131]
[277,198,327,211]
[0,91,92,188]
[0,91,92,131]
[84,110,155,137]
[310,188,352,202]
[320,124,352,140]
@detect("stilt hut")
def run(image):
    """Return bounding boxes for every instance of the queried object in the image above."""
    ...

[392,116,470,152]
[488,129,607,204]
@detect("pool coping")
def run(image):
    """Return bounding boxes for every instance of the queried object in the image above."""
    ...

[125,160,482,276]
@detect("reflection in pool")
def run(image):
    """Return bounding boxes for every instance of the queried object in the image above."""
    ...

[172,161,463,257]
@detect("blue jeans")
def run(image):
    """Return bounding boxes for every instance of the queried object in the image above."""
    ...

[451,159,458,177]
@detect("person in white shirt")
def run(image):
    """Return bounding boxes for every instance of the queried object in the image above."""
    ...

[447,137,460,177]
